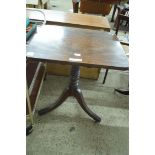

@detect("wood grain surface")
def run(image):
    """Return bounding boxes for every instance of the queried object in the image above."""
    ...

[26,25,128,70]
[27,8,110,31]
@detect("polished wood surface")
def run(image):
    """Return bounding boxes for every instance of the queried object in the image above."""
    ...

[26,25,128,70]
[27,8,110,31]
[26,25,128,122]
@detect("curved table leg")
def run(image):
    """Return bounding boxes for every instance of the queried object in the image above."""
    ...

[38,65,101,122]
[74,89,101,122]
[38,88,70,115]
[26,124,33,136]
[69,65,101,122]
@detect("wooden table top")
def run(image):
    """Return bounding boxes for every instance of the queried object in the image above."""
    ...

[26,8,111,32]
[26,25,128,70]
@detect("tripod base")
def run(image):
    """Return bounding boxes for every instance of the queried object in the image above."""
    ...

[38,65,101,122]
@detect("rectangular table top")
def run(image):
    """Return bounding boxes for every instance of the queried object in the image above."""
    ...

[26,8,111,32]
[26,25,128,70]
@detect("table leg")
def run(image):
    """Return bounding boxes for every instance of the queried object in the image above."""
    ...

[38,88,70,115]
[72,2,79,13]
[102,69,108,84]
[74,88,101,122]
[38,65,101,122]
[111,4,117,22]
[115,88,129,95]
[44,3,48,9]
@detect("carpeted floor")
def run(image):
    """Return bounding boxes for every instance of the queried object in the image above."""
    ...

[27,69,129,155]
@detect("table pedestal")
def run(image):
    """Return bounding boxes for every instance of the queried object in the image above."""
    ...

[38,65,101,122]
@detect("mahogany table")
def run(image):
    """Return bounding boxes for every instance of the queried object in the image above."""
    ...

[26,25,128,122]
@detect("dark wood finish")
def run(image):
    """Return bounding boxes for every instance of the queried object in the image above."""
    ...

[72,2,79,13]
[38,65,101,122]
[26,25,128,70]
[111,4,117,22]
[27,8,110,80]
[27,25,128,122]
[26,124,33,136]
[115,78,129,95]
[115,14,129,35]
[114,4,129,35]
[72,0,121,13]
[115,88,129,95]
[27,8,111,32]
[102,69,109,84]
[103,0,121,4]
[26,61,39,88]
[79,0,112,16]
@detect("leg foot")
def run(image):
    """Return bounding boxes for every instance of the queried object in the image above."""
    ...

[115,88,129,95]
[74,89,101,122]
[26,124,33,136]
[38,65,101,122]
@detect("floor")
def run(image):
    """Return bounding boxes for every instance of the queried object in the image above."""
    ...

[27,70,129,155]
[27,1,129,155]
